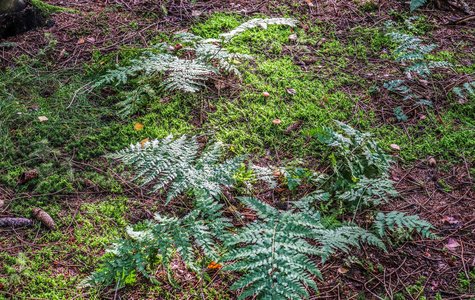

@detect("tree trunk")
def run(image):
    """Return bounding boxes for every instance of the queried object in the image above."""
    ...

[0,0,44,39]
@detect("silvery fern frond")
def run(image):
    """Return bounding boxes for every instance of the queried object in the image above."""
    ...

[374,211,437,239]
[106,135,244,203]
[219,18,299,41]
[223,197,322,300]
[338,176,398,206]
[453,81,475,99]
[80,191,230,288]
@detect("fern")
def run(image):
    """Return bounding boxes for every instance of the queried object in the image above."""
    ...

[410,0,427,11]
[393,106,408,121]
[96,52,218,93]
[453,81,475,99]
[80,191,230,288]
[95,18,298,117]
[338,176,398,206]
[106,135,244,203]
[374,211,437,239]
[308,120,393,190]
[222,197,323,300]
[386,32,450,77]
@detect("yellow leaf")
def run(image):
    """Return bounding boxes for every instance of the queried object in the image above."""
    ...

[134,122,144,131]
[140,138,149,148]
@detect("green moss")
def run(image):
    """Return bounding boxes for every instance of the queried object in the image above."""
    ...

[30,0,77,16]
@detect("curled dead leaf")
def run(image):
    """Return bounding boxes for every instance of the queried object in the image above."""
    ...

[389,144,400,151]
[337,267,348,274]
[288,33,298,41]
[286,88,296,95]
[441,216,459,225]
[429,157,437,167]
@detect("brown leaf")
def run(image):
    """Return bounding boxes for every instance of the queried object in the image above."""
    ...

[86,37,96,43]
[390,144,400,151]
[77,38,85,44]
[285,121,301,135]
[18,169,39,185]
[288,33,298,41]
[27,105,39,111]
[445,238,460,251]
[32,207,56,230]
[441,216,459,225]
[337,267,348,274]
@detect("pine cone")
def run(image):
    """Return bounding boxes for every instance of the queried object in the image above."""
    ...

[0,218,34,227]
[17,169,39,185]
[285,121,301,135]
[31,207,56,230]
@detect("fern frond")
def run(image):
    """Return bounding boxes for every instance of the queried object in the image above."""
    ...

[314,226,385,262]
[410,0,428,11]
[106,135,244,203]
[80,191,230,288]
[219,18,299,41]
[453,81,475,99]
[223,197,322,299]
[338,176,398,206]
[309,121,393,190]
[374,211,437,239]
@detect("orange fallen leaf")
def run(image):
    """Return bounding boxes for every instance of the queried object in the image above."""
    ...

[134,122,144,131]
[207,261,222,269]
[78,38,85,44]
[140,138,149,148]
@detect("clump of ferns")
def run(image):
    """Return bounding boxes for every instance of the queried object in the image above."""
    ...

[94,18,299,118]
[81,124,436,299]
[381,20,474,117]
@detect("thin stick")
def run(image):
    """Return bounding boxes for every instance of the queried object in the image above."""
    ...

[66,81,94,109]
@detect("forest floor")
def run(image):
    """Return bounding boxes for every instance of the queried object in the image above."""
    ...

[0,0,474,299]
